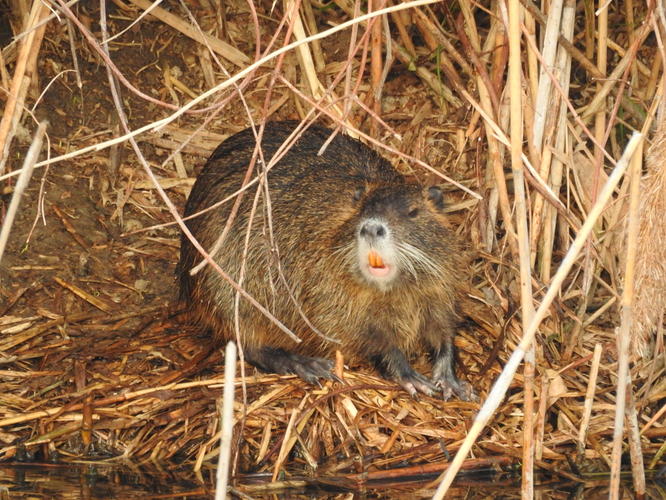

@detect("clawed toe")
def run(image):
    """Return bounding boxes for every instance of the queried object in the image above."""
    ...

[247,347,339,386]
[396,370,439,398]
[433,376,478,402]
[292,357,337,385]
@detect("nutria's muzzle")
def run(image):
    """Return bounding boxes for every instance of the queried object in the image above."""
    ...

[357,218,396,285]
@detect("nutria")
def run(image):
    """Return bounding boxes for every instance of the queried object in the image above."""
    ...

[178,121,474,400]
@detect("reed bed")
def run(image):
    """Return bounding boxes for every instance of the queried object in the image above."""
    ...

[0,0,664,497]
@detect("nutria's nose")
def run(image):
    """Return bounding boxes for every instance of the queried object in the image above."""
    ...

[360,220,387,239]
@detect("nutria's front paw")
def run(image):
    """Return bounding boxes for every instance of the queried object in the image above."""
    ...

[249,347,339,386]
[291,356,339,386]
[433,376,478,402]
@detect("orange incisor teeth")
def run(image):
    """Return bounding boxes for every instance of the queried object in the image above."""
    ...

[368,250,385,268]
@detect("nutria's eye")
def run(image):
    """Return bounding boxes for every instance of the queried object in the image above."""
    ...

[427,186,445,210]
[408,208,419,218]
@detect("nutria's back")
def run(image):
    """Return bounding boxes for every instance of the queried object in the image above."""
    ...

[178,121,474,400]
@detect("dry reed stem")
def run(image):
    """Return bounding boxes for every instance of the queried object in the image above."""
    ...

[504,1,536,496]
[286,1,326,107]
[369,0,383,137]
[576,0,609,358]
[524,8,538,105]
[532,0,563,152]
[625,386,646,496]
[0,120,46,262]
[577,343,603,456]
[534,373,549,462]
[520,0,602,79]
[466,4,517,256]
[215,341,237,500]
[609,123,644,500]
[64,18,81,89]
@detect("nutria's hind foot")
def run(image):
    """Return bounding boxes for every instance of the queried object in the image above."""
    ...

[431,361,477,402]
[433,375,478,402]
[396,369,440,398]
[374,348,439,398]
[245,346,337,385]
[431,346,478,401]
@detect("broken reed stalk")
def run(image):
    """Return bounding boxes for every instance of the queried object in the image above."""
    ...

[577,343,603,456]
[527,0,564,271]
[581,17,654,122]
[128,0,249,67]
[625,384,647,496]
[65,17,82,89]
[539,0,575,284]
[215,342,237,500]
[531,0,563,151]
[595,0,609,163]
[286,0,324,103]
[0,120,47,262]
[432,132,644,500]
[609,131,644,499]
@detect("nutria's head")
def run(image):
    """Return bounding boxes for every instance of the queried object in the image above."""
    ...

[339,183,454,292]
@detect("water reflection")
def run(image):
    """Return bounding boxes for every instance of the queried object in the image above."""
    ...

[0,464,663,499]
[0,463,210,499]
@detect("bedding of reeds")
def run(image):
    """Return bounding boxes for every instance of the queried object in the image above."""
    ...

[0,0,664,496]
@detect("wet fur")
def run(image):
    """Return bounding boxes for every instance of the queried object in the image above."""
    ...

[178,121,471,398]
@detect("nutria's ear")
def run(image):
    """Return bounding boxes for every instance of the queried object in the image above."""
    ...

[426,185,445,210]
[353,185,365,201]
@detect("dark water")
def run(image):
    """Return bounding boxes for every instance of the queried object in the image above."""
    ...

[0,463,210,499]
[1,463,664,499]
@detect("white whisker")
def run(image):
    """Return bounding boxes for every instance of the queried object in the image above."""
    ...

[396,241,445,277]
[331,241,356,268]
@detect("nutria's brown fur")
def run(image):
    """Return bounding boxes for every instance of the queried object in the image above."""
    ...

[178,121,474,400]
